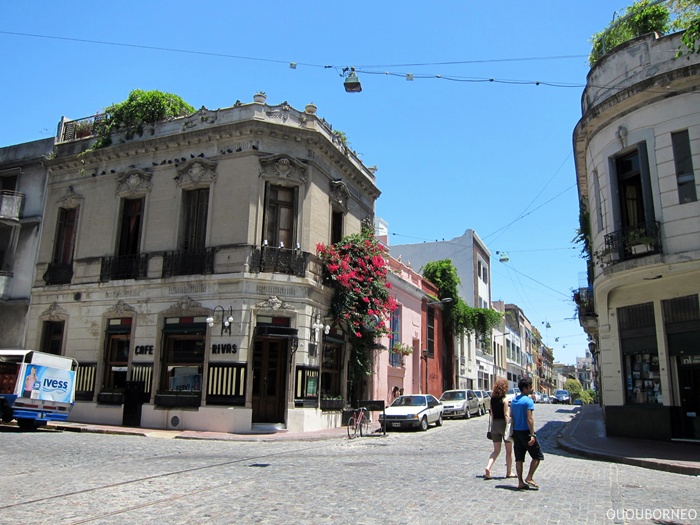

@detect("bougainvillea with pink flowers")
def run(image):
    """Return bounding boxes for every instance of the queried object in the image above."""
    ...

[317,227,397,380]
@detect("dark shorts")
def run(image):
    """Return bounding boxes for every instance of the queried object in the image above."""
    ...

[512,430,544,462]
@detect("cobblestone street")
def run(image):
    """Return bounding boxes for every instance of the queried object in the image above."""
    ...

[1,405,697,525]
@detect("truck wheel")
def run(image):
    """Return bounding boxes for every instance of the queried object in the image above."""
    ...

[17,419,39,431]
[0,401,12,423]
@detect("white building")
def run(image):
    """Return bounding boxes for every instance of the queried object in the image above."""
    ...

[383,229,493,391]
[574,32,700,441]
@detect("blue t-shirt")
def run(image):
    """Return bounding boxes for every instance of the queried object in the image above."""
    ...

[511,394,535,431]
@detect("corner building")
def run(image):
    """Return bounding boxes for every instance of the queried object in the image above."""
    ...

[574,32,700,441]
[29,97,380,433]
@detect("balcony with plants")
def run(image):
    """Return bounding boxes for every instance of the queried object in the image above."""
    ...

[597,221,662,267]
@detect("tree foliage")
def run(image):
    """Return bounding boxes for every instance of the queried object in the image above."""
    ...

[589,0,671,65]
[422,259,502,345]
[564,378,592,403]
[670,0,700,54]
[589,0,700,65]
[93,89,195,148]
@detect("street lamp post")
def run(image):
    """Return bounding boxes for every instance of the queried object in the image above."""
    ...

[588,340,602,406]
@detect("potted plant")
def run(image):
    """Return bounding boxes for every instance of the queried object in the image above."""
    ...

[392,342,413,356]
[320,395,345,410]
[595,247,619,265]
[624,229,656,255]
[304,102,317,114]
[253,91,267,104]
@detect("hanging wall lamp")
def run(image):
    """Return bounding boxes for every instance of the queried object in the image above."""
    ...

[206,305,234,336]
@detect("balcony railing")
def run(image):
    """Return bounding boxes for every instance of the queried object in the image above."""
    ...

[162,247,215,278]
[0,190,25,221]
[250,246,308,278]
[43,262,73,285]
[602,221,661,264]
[100,253,149,282]
[60,114,105,142]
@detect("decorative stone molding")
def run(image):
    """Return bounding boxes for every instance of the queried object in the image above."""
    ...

[57,187,84,209]
[41,302,68,321]
[160,296,210,318]
[259,154,307,184]
[116,169,152,198]
[175,158,218,190]
[256,296,295,311]
[106,300,136,315]
[329,179,351,213]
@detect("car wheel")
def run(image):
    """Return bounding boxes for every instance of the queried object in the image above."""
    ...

[436,414,443,427]
[420,416,429,431]
[478,406,484,416]
[465,407,471,419]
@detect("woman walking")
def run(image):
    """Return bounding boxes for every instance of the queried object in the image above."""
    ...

[484,378,515,479]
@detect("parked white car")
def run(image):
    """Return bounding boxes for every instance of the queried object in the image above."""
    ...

[439,389,481,419]
[505,387,521,403]
[379,395,444,431]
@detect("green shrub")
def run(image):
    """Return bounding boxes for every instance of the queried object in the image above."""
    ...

[93,89,195,148]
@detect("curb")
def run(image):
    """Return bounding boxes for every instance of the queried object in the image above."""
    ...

[556,435,700,477]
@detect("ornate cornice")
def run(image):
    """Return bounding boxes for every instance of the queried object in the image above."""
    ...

[116,169,152,198]
[175,158,218,189]
[57,187,84,209]
[329,179,351,213]
[41,302,68,320]
[256,296,295,311]
[106,300,136,315]
[259,154,308,184]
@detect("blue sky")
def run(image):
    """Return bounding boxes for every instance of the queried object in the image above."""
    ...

[1,1,628,365]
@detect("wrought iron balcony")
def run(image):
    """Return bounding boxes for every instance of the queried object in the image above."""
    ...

[43,262,73,285]
[0,190,25,221]
[602,221,661,264]
[60,114,105,142]
[100,253,149,282]
[162,247,215,277]
[250,246,308,278]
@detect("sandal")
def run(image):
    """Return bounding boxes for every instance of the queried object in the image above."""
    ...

[524,480,539,489]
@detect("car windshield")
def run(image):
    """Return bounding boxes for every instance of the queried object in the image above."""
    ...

[474,391,483,398]
[439,391,465,401]
[507,388,521,396]
[556,390,568,396]
[392,395,427,407]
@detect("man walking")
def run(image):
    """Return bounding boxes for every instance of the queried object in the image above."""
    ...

[510,377,544,490]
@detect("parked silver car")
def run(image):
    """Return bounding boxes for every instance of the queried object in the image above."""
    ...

[439,389,481,419]
[474,390,491,414]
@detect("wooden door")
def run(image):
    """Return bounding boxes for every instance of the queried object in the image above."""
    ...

[251,339,286,423]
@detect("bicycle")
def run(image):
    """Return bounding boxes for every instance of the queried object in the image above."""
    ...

[346,407,370,439]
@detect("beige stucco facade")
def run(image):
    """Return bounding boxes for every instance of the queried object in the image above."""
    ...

[27,97,380,433]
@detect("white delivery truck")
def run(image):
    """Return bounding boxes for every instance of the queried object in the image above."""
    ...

[0,350,78,430]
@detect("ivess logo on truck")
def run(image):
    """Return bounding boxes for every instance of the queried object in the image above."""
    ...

[44,378,69,391]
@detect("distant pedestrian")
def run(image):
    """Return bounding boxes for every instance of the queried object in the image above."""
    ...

[484,378,515,479]
[510,377,544,490]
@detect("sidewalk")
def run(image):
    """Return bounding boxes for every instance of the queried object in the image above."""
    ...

[46,420,350,442]
[556,404,700,476]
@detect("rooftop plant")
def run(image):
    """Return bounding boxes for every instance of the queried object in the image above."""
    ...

[92,89,195,148]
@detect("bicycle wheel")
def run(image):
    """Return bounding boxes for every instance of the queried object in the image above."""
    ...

[347,416,357,439]
[360,414,371,437]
